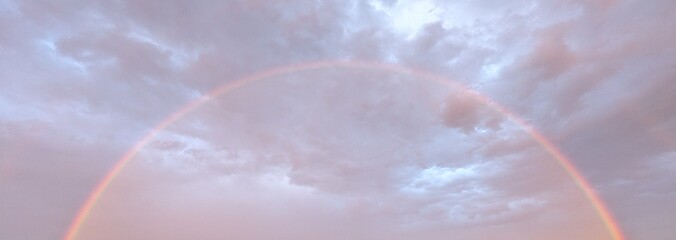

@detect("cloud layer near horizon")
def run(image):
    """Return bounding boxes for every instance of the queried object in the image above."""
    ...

[1,0,674,239]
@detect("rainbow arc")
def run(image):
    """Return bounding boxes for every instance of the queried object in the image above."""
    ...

[64,60,624,240]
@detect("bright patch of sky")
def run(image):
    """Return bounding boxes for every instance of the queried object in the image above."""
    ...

[370,0,442,39]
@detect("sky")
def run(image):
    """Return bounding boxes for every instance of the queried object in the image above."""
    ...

[0,0,674,239]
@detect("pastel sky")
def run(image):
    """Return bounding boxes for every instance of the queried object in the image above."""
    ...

[1,0,674,240]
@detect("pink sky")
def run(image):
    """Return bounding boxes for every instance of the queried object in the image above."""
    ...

[1,1,675,240]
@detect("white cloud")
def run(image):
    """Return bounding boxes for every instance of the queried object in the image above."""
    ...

[402,165,479,193]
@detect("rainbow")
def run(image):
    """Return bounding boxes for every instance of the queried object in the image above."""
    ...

[63,60,624,240]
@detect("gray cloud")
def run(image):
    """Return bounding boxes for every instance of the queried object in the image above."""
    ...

[1,0,674,239]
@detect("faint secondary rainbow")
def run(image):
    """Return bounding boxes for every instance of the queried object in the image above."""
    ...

[63,60,624,240]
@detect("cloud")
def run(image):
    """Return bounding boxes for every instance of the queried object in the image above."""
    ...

[440,90,503,132]
[1,0,674,239]
[68,67,608,239]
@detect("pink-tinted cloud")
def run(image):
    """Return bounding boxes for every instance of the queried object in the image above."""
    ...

[1,0,674,239]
